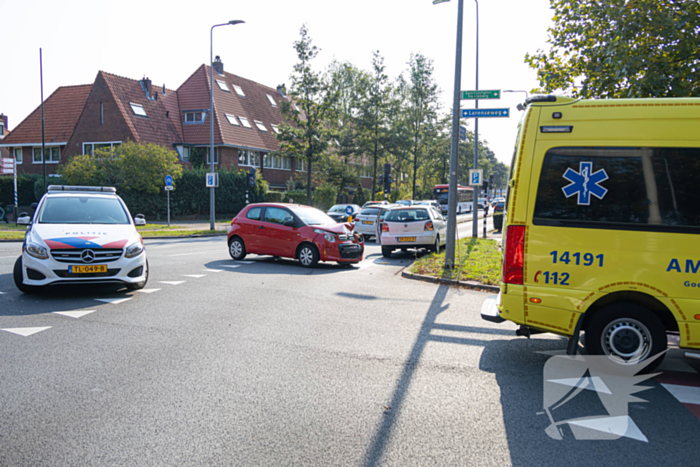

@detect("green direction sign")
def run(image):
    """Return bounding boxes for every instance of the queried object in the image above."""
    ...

[461,90,500,100]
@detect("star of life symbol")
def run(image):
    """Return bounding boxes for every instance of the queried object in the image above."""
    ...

[562,161,609,205]
[539,353,663,442]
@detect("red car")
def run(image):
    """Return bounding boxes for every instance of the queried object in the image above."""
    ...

[227,203,365,267]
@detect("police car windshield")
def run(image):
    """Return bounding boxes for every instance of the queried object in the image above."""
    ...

[288,206,335,226]
[39,197,130,224]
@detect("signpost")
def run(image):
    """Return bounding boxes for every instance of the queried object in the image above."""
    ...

[469,169,483,187]
[459,125,467,142]
[461,108,509,118]
[164,175,173,227]
[1,158,17,223]
[345,205,354,223]
[462,89,500,100]
[206,173,218,188]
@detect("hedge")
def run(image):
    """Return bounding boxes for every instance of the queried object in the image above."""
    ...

[0,174,44,209]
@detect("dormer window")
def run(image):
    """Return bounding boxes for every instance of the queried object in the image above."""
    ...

[130,103,147,117]
[225,114,240,126]
[184,111,207,124]
[266,94,277,107]
[233,85,245,97]
[216,80,230,92]
[239,116,252,128]
[254,120,267,132]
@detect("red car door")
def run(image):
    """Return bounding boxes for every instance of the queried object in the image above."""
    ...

[261,206,298,258]
[239,206,265,253]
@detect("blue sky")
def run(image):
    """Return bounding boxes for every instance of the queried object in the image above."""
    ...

[1,0,553,164]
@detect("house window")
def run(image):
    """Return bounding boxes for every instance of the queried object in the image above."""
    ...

[130,103,147,117]
[206,147,219,165]
[293,103,301,112]
[281,156,291,170]
[225,114,239,126]
[239,117,252,128]
[216,80,230,92]
[83,142,121,155]
[271,124,280,134]
[0,122,4,134]
[13,148,23,164]
[266,94,277,107]
[184,111,207,125]
[263,153,272,168]
[238,150,260,167]
[176,146,191,162]
[254,120,267,132]
[296,158,306,172]
[233,85,245,97]
[33,146,61,163]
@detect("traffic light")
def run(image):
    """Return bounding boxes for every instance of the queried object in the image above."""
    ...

[378,174,384,186]
[248,167,256,188]
[383,163,391,193]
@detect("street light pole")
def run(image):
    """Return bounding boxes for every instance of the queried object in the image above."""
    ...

[472,0,480,238]
[434,0,464,270]
[210,20,244,231]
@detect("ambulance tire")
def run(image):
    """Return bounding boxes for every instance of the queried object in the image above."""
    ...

[585,302,667,372]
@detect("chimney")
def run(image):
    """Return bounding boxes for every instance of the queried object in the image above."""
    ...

[0,114,7,135]
[213,55,224,75]
[140,76,152,99]
[277,84,287,97]
[162,83,166,95]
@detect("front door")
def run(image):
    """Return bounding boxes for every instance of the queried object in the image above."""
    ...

[262,207,298,258]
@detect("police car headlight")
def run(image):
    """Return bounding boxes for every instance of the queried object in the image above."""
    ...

[26,243,49,260]
[125,242,144,258]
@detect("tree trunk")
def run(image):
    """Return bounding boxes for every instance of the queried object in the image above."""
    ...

[306,160,312,206]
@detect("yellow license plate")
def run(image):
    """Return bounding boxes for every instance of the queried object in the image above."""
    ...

[69,265,108,274]
[362,220,373,225]
[398,237,416,242]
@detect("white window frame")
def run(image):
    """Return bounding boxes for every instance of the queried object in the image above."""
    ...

[262,153,272,168]
[225,114,239,126]
[216,80,230,92]
[130,103,147,117]
[295,158,306,172]
[184,111,207,125]
[233,85,245,97]
[206,147,219,165]
[176,146,192,162]
[83,141,121,156]
[266,94,277,107]
[239,116,252,128]
[238,149,260,167]
[254,120,268,132]
[271,124,280,134]
[13,147,23,164]
[32,146,61,164]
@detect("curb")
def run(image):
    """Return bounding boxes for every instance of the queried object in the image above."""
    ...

[401,270,500,293]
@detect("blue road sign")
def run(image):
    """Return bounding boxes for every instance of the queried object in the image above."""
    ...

[165,175,173,186]
[461,108,510,118]
[345,205,354,216]
[459,125,467,141]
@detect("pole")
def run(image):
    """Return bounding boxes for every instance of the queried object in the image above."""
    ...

[40,48,46,190]
[209,27,216,231]
[471,0,479,238]
[444,0,464,269]
[167,189,170,227]
[13,158,18,226]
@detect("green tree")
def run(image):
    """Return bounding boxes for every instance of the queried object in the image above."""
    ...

[525,0,700,98]
[276,25,334,205]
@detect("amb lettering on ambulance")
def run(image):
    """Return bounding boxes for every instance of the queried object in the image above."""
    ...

[481,95,700,369]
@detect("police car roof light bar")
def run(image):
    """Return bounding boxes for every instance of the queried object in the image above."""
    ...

[47,185,117,193]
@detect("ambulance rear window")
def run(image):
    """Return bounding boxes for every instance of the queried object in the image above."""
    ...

[533,147,700,233]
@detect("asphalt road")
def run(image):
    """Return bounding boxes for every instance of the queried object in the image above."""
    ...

[0,224,698,466]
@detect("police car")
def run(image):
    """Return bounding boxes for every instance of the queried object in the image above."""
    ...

[13,185,149,293]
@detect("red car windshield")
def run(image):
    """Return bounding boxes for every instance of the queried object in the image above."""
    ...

[288,206,336,226]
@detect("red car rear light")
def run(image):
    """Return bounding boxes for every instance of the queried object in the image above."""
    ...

[231,217,237,224]
[424,221,434,231]
[502,225,525,285]
[382,223,389,232]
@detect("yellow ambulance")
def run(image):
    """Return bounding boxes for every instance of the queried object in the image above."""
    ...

[481,95,700,368]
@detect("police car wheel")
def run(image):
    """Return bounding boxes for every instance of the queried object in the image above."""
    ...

[126,260,148,290]
[13,257,38,294]
[298,244,319,268]
[228,237,247,260]
[585,302,667,371]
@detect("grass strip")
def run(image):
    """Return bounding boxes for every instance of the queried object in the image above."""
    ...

[409,237,502,285]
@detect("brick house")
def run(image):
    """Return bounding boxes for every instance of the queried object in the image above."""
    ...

[0,57,374,191]
[0,114,9,159]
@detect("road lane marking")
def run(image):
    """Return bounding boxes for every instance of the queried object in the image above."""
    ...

[158,281,185,285]
[182,274,206,278]
[53,310,97,319]
[169,251,220,257]
[136,288,161,294]
[203,269,224,273]
[231,261,253,264]
[221,265,241,269]
[94,298,133,305]
[1,327,51,337]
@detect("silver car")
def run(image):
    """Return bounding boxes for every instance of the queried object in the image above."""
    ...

[380,206,447,257]
[354,204,399,240]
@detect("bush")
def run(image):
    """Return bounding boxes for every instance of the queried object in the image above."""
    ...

[352,185,367,206]
[0,174,43,207]
[313,184,336,211]
[265,191,283,203]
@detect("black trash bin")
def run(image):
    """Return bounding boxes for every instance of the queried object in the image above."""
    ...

[493,213,503,232]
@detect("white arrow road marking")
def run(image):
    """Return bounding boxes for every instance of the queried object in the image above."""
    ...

[221,265,241,269]
[53,310,97,319]
[1,327,51,337]
[0,291,6,294]
[235,261,254,264]
[158,281,185,285]
[661,383,700,405]
[181,274,206,278]
[94,298,133,305]
[203,269,224,273]
[136,288,161,294]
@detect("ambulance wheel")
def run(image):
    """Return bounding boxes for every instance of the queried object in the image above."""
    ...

[585,302,667,371]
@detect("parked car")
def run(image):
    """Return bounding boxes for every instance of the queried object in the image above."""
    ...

[13,185,149,294]
[354,204,399,241]
[380,206,447,257]
[414,200,441,211]
[477,198,487,209]
[491,197,505,207]
[227,203,364,267]
[326,204,361,223]
[395,200,413,206]
[362,200,389,209]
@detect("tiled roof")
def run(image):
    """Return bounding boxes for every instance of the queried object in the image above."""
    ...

[177,65,294,152]
[100,72,182,147]
[1,85,92,145]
